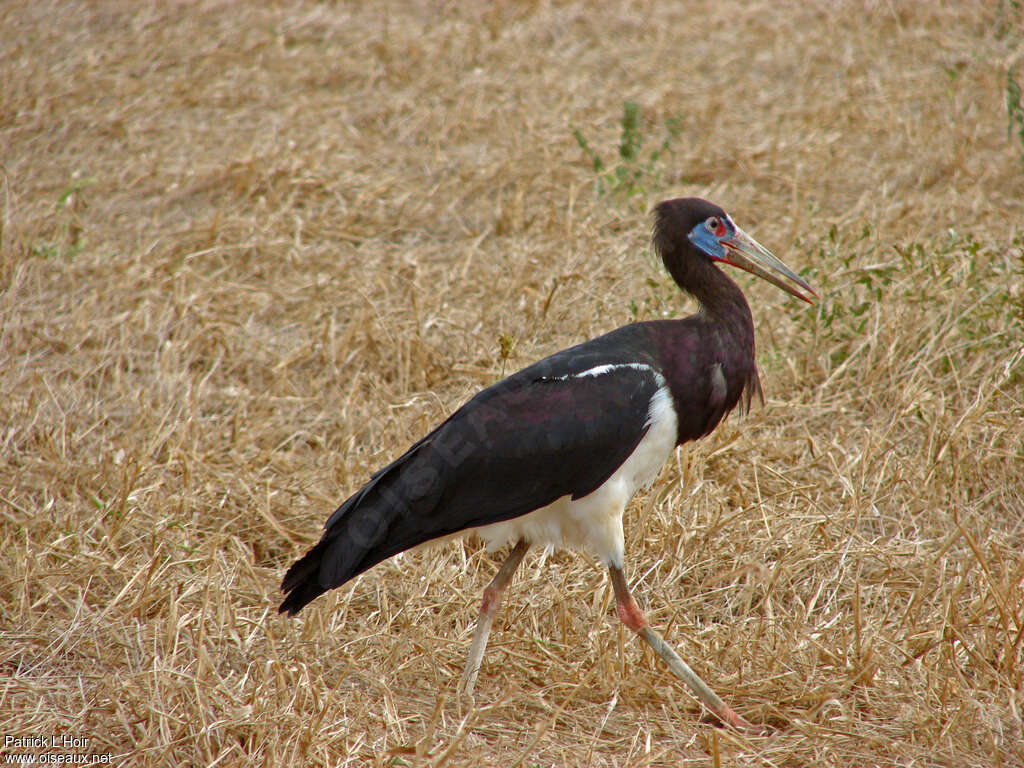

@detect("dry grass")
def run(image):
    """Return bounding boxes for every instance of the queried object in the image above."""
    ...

[2,0,1023,765]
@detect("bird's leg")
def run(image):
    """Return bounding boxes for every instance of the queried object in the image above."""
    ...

[608,565,758,732]
[459,539,529,698]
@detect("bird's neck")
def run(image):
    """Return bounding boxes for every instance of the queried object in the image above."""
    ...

[656,258,760,444]
[667,255,755,335]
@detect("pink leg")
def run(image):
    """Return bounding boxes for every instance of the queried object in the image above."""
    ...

[609,566,760,733]
[459,539,529,697]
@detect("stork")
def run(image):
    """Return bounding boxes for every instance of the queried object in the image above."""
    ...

[279,198,817,731]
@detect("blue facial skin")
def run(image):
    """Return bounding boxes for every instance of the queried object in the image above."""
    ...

[687,218,734,261]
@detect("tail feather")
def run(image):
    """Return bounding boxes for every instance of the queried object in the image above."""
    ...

[279,440,444,615]
[278,500,399,615]
[278,540,331,615]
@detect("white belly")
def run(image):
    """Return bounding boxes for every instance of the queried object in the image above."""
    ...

[471,384,678,568]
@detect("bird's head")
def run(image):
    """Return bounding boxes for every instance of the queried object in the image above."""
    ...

[653,198,817,305]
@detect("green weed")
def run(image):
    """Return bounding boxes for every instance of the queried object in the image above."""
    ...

[1006,68,1024,161]
[572,101,680,199]
[31,175,97,261]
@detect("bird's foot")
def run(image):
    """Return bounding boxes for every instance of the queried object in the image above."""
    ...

[456,685,478,713]
[711,703,769,735]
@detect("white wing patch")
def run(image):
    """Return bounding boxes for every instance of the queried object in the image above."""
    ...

[543,362,662,382]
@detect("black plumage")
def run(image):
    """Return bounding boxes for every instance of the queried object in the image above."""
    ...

[280,334,661,614]
[278,198,815,731]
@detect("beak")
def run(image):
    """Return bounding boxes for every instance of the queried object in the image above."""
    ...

[720,226,818,304]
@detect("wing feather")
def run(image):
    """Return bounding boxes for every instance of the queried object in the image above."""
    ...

[280,352,663,614]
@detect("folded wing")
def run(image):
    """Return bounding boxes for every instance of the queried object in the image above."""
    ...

[280,353,663,615]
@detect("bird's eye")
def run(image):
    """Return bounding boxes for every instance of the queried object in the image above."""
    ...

[706,217,723,235]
